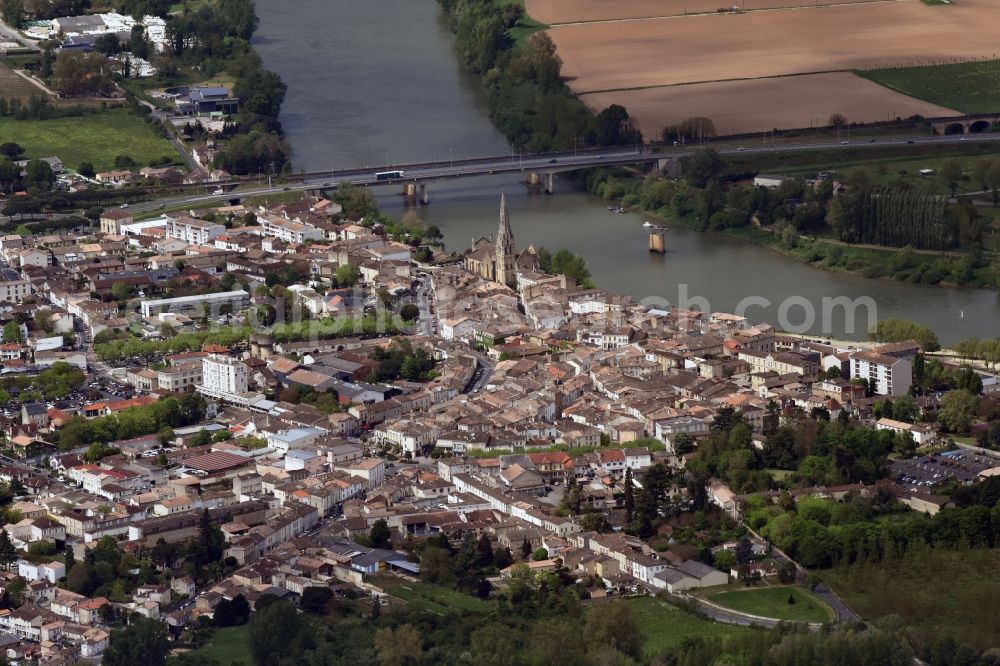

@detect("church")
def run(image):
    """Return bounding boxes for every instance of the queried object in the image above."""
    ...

[464,193,540,288]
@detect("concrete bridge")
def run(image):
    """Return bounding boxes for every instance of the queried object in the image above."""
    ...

[299,148,675,203]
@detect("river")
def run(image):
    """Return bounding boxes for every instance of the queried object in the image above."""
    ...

[253,0,1000,344]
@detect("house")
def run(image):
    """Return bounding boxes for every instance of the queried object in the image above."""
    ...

[876,418,936,445]
[21,403,49,429]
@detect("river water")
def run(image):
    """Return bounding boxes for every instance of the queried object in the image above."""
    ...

[253,0,1000,344]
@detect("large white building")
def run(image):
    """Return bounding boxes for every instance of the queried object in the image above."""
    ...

[200,354,248,395]
[140,290,249,318]
[849,350,912,397]
[166,216,226,245]
[257,215,324,244]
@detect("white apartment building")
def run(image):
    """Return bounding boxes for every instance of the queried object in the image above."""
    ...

[257,214,324,243]
[849,350,913,397]
[200,354,248,395]
[166,216,225,245]
[0,273,31,302]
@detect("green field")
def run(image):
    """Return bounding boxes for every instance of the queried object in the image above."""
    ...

[823,547,1000,650]
[372,575,491,614]
[858,60,1000,114]
[0,110,178,172]
[624,596,752,658]
[707,587,834,624]
[190,625,254,666]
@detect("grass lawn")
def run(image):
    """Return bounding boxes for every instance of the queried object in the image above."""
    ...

[858,60,1000,114]
[823,547,1000,650]
[624,596,752,658]
[192,625,254,666]
[0,110,178,172]
[707,587,834,624]
[372,575,491,615]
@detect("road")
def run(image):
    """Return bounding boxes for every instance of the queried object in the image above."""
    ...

[0,16,39,51]
[413,274,437,337]
[126,133,1000,214]
[138,100,200,173]
[740,522,862,623]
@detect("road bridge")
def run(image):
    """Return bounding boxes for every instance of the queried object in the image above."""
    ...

[128,132,1000,214]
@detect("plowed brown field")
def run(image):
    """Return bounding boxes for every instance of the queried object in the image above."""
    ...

[537,0,997,133]
[581,72,960,137]
[526,0,882,25]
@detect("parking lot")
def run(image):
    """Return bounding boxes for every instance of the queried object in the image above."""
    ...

[891,449,1000,488]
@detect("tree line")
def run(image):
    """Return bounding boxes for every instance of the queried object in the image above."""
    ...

[437,0,641,152]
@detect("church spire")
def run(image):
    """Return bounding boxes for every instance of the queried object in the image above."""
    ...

[496,192,515,288]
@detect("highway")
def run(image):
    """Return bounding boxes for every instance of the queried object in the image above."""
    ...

[126,133,1000,213]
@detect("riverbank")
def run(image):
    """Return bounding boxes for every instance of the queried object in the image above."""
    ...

[436,0,639,152]
[580,166,1000,291]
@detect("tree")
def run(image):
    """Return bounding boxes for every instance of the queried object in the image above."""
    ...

[335,263,359,287]
[583,601,642,660]
[520,537,532,559]
[596,104,640,147]
[0,0,23,27]
[248,600,305,666]
[713,549,736,572]
[24,159,53,189]
[2,321,20,344]
[373,624,423,666]
[869,318,940,352]
[0,143,23,162]
[955,366,983,395]
[212,594,250,627]
[0,159,18,193]
[300,586,333,614]
[52,52,113,97]
[0,530,15,570]
[75,161,96,180]
[368,519,391,549]
[940,159,963,197]
[399,303,419,322]
[986,160,1000,206]
[475,533,494,567]
[623,466,634,523]
[93,33,121,56]
[939,389,978,433]
[683,148,725,188]
[103,617,169,666]
[580,512,611,533]
[672,431,695,455]
[828,113,847,127]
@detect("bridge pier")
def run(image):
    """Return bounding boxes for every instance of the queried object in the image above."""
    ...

[420,183,429,205]
[544,172,555,195]
[402,182,418,200]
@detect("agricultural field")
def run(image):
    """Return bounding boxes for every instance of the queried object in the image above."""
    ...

[539,0,998,135]
[0,110,177,172]
[0,60,106,108]
[706,587,835,624]
[583,72,958,138]
[526,0,880,25]
[822,548,1000,650]
[858,59,1000,114]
